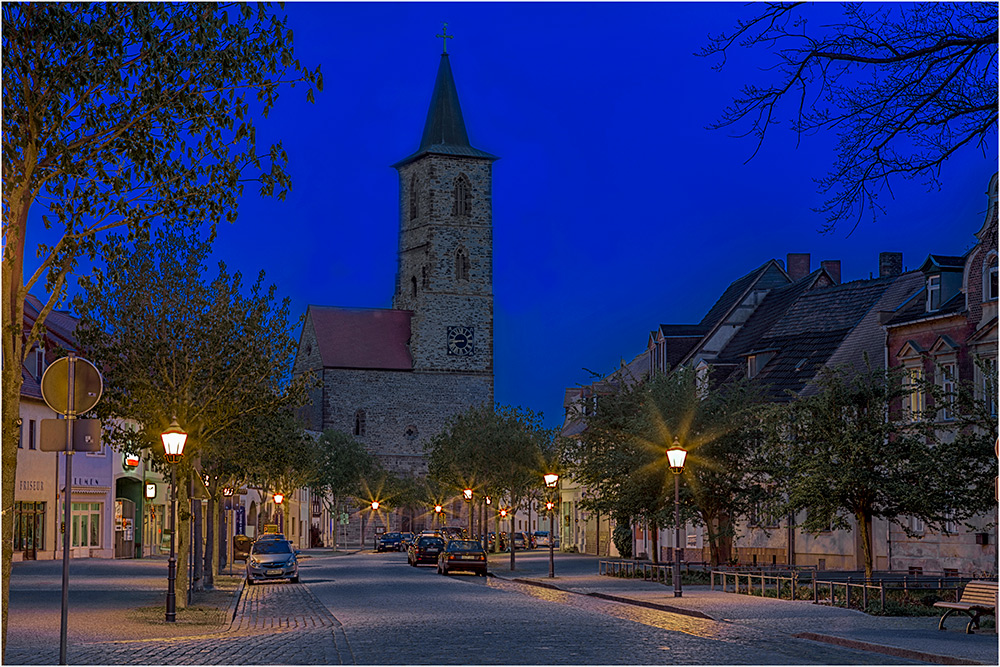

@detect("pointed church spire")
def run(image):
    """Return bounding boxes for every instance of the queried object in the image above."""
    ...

[392,35,497,168]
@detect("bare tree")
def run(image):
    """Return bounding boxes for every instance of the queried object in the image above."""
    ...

[702,2,997,233]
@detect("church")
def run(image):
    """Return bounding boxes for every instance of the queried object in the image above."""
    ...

[293,47,496,480]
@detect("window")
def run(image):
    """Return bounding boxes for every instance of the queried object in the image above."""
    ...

[942,512,957,535]
[927,275,941,311]
[28,420,36,450]
[906,366,925,421]
[34,346,45,381]
[453,175,472,217]
[411,276,417,297]
[18,421,22,448]
[409,176,418,220]
[978,357,998,417]
[12,502,45,552]
[986,254,998,301]
[938,363,956,421]
[69,502,102,548]
[908,566,923,576]
[421,266,429,289]
[909,516,924,534]
[455,248,470,282]
[354,410,366,437]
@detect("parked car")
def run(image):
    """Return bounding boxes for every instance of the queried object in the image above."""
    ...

[511,532,528,549]
[439,526,467,542]
[437,539,488,576]
[487,531,507,551]
[255,533,286,542]
[408,535,446,566]
[398,532,415,551]
[376,532,403,552]
[533,531,551,547]
[246,538,299,585]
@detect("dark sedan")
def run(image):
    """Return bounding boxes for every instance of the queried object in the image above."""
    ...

[437,539,488,576]
[408,535,446,565]
[246,539,298,584]
[376,532,403,552]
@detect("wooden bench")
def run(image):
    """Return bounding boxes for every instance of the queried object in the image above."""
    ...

[934,580,997,634]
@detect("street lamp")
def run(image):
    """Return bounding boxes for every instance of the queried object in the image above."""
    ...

[274,493,284,534]
[666,436,688,598]
[161,418,187,622]
[434,504,443,526]
[463,488,473,537]
[544,473,559,577]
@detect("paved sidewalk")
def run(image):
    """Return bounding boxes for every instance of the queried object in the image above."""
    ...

[4,551,352,666]
[491,553,998,666]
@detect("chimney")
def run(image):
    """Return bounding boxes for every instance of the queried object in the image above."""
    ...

[879,252,903,277]
[820,260,841,284]
[787,253,811,281]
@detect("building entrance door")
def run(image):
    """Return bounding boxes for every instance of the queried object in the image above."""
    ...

[14,502,45,560]
[114,498,135,558]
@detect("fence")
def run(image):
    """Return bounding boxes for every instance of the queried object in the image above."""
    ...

[710,570,996,613]
[598,559,711,583]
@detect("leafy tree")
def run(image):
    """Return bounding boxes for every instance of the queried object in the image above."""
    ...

[566,367,765,565]
[427,403,556,567]
[73,225,308,605]
[765,362,994,579]
[309,429,379,550]
[1,3,319,644]
[702,2,997,232]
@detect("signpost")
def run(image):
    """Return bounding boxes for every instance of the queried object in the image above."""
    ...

[39,354,103,666]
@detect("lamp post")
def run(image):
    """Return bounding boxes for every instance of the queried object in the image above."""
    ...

[434,503,443,527]
[463,488,473,537]
[161,418,188,622]
[544,473,559,578]
[222,487,234,575]
[666,436,688,598]
[274,493,284,535]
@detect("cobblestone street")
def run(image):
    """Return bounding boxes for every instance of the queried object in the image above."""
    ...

[5,551,994,665]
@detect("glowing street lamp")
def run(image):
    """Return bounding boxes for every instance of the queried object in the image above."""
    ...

[543,473,560,577]
[274,493,284,505]
[371,500,380,511]
[667,436,687,597]
[160,418,187,622]
[543,473,559,488]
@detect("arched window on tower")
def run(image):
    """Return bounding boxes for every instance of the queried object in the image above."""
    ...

[422,266,429,288]
[453,174,472,217]
[354,410,367,437]
[411,276,418,297]
[409,176,419,220]
[456,248,470,281]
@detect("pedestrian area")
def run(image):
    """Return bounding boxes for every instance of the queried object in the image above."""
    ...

[4,581,353,666]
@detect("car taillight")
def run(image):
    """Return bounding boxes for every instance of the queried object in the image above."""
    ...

[449,555,457,560]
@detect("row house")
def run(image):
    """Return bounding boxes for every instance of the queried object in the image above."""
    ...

[560,173,998,574]
[14,294,314,563]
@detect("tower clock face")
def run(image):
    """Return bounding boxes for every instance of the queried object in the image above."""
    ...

[447,326,476,356]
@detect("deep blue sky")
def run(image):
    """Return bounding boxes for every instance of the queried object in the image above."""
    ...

[34,2,999,428]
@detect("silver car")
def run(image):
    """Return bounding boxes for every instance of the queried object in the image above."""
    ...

[246,539,299,584]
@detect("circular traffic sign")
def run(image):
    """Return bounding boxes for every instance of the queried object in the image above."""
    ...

[40,356,103,415]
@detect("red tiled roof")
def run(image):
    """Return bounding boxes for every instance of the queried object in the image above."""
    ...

[309,306,412,370]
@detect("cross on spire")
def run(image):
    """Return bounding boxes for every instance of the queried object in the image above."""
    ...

[437,22,453,54]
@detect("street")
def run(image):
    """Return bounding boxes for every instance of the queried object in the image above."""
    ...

[4,550,933,665]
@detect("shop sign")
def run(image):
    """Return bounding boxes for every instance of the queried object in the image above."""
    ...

[145,483,156,499]
[123,453,140,469]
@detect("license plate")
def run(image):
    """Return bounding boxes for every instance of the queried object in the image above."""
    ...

[427,549,439,553]
[266,569,282,575]
[461,555,476,560]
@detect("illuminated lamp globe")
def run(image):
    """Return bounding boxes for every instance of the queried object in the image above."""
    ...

[666,437,687,474]
[161,419,187,463]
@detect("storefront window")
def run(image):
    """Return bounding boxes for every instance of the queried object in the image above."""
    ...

[12,502,45,552]
[70,502,102,548]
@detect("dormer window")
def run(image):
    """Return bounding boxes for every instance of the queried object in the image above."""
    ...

[927,275,941,311]
[34,345,45,381]
[747,351,775,379]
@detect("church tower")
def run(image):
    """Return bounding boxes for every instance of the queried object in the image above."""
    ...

[392,47,497,390]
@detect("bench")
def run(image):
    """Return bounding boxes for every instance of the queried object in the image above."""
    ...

[934,580,997,634]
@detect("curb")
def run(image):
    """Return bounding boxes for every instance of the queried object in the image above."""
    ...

[509,577,714,621]
[226,576,246,629]
[792,632,987,666]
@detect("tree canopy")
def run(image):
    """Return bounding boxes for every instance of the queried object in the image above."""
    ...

[1,3,318,646]
[702,2,997,233]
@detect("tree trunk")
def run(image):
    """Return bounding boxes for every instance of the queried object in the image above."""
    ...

[703,510,721,567]
[193,499,203,592]
[1,360,24,658]
[176,476,189,609]
[203,496,215,589]
[509,513,516,571]
[715,512,733,565]
[650,523,659,564]
[217,499,227,572]
[330,497,339,551]
[856,509,874,580]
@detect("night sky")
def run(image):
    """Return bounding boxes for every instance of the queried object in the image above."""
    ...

[30,2,998,428]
